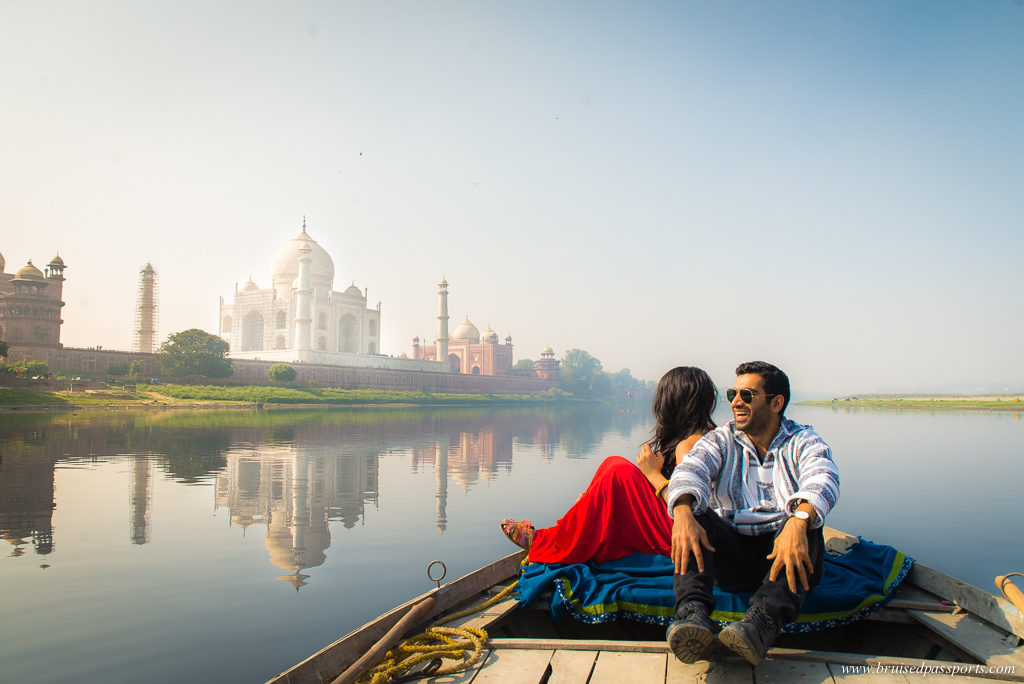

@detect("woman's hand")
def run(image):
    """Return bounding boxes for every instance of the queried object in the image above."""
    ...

[637,442,665,482]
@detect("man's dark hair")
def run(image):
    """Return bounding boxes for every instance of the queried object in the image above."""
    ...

[735,361,790,414]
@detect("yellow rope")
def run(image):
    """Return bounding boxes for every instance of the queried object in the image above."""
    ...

[357,566,525,684]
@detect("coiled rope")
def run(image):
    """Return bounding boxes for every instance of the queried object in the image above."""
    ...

[356,578,520,684]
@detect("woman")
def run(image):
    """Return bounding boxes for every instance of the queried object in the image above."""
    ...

[501,366,717,565]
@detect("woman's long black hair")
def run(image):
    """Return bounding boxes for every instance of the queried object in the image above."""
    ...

[647,366,717,478]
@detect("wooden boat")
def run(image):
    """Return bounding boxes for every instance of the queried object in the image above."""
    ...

[267,528,1024,684]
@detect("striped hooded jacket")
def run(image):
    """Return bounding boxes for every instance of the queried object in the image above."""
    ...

[665,418,840,536]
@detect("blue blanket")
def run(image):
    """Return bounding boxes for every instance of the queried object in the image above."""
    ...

[516,538,912,633]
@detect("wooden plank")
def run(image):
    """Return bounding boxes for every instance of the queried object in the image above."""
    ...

[823,527,858,555]
[589,651,666,684]
[489,638,667,653]
[665,657,713,683]
[469,649,554,684]
[445,597,521,631]
[865,610,916,624]
[827,662,908,683]
[887,599,954,612]
[666,657,753,683]
[423,648,494,684]
[266,550,526,684]
[910,609,1024,669]
[546,650,597,684]
[767,648,1024,682]
[908,562,1024,640]
[755,660,833,683]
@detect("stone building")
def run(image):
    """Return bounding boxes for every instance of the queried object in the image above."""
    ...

[219,222,383,358]
[411,277,516,376]
[0,251,66,354]
[410,277,560,381]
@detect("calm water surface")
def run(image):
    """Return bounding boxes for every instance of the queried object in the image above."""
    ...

[0,403,1021,683]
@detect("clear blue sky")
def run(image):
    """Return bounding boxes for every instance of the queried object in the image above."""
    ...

[2,1,1021,393]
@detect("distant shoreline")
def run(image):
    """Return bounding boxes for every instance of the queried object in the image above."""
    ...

[0,383,580,412]
[800,394,1023,412]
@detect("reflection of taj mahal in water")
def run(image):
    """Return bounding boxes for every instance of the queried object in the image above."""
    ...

[214,444,380,589]
[0,411,577,589]
[211,420,553,588]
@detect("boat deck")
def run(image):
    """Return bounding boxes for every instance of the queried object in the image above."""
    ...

[429,640,1002,683]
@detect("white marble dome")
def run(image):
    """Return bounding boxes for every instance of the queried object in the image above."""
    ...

[451,317,480,342]
[272,229,334,289]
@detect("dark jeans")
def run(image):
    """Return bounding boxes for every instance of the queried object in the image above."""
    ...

[673,510,825,626]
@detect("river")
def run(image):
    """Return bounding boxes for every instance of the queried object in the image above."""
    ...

[0,403,1020,683]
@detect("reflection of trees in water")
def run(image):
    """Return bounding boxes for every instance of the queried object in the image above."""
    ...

[152,432,232,483]
[555,405,619,458]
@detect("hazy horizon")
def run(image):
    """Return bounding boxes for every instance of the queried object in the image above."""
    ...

[3,1,1021,395]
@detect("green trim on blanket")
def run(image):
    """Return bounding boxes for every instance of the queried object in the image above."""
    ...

[555,577,675,619]
[554,550,909,625]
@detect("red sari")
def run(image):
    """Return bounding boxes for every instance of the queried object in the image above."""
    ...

[527,456,673,565]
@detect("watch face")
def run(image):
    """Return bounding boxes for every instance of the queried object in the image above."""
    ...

[794,510,810,520]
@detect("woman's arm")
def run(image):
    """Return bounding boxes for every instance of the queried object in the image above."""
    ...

[637,432,705,502]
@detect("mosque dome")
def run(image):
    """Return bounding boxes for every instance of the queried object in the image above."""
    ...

[15,260,45,280]
[451,317,480,342]
[49,255,65,267]
[541,345,554,357]
[343,283,362,296]
[482,326,498,343]
[242,280,260,292]
[272,227,335,289]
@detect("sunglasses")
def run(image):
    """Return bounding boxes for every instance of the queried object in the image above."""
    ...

[726,388,778,404]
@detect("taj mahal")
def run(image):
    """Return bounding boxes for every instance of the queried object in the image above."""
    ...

[218,223,558,380]
[218,222,447,372]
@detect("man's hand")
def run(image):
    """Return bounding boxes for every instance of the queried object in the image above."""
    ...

[670,502,715,575]
[767,517,813,593]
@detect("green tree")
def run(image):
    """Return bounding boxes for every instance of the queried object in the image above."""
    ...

[0,339,9,359]
[11,360,50,379]
[155,329,233,378]
[559,348,603,397]
[128,360,145,378]
[267,363,297,383]
[590,371,613,397]
[512,358,535,370]
[612,368,637,391]
[107,362,129,377]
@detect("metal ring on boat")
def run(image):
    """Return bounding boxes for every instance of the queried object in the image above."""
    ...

[427,560,447,588]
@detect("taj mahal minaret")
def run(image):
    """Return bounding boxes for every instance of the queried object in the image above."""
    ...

[436,277,449,363]
[294,242,313,351]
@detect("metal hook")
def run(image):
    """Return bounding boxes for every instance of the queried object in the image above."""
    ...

[426,560,447,588]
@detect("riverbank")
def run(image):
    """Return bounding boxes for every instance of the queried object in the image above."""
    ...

[800,393,1024,411]
[0,383,576,410]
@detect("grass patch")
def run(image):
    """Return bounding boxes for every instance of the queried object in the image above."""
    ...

[140,383,573,405]
[0,387,71,406]
[801,396,1024,411]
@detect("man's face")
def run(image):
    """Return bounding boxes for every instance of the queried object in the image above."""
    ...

[730,373,778,435]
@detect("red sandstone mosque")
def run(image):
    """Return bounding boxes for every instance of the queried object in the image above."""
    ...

[411,278,559,380]
[0,252,67,355]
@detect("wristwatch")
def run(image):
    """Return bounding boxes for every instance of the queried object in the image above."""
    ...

[793,509,811,521]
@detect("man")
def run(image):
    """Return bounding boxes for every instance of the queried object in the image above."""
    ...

[664,361,840,665]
